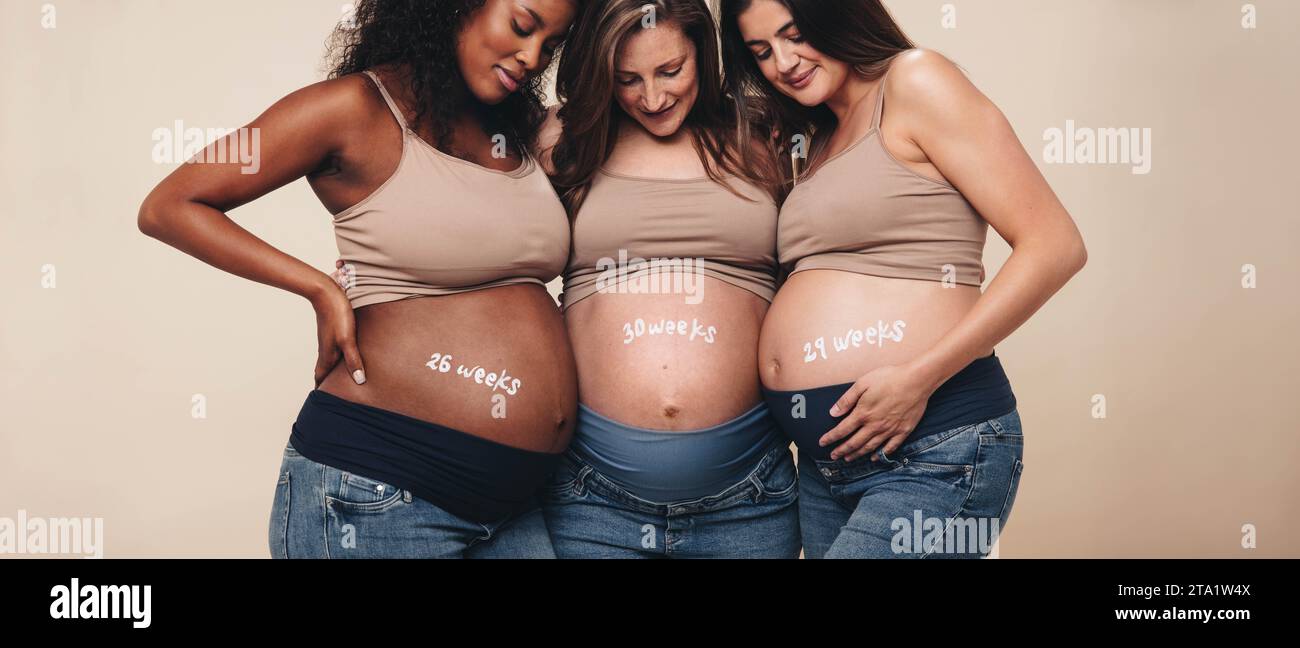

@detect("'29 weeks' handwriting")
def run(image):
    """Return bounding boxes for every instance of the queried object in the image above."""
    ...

[803,320,907,363]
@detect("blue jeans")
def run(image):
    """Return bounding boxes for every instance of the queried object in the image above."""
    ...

[798,409,1025,559]
[541,441,802,558]
[268,442,556,558]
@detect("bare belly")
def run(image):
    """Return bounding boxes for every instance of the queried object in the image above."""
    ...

[758,270,989,391]
[318,284,577,453]
[565,276,768,431]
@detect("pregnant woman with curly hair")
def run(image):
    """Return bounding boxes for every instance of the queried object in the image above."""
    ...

[138,0,583,558]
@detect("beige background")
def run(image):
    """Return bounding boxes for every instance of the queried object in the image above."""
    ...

[1,0,1296,558]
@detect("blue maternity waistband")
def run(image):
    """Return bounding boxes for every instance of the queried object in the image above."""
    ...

[570,401,782,504]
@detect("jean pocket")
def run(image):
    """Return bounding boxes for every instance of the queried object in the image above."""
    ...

[544,452,591,500]
[894,425,979,476]
[754,446,798,501]
[323,466,406,512]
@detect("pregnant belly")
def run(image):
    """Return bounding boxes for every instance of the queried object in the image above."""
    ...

[758,270,988,391]
[317,284,577,453]
[565,277,768,431]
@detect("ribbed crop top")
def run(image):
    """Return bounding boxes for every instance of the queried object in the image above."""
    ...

[332,71,571,309]
[561,168,779,310]
[777,57,989,287]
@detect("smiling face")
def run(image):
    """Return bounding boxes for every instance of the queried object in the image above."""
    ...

[612,21,699,138]
[736,0,852,106]
[457,0,578,105]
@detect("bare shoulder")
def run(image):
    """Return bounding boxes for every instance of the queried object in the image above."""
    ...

[884,48,999,134]
[257,74,390,131]
[886,49,980,108]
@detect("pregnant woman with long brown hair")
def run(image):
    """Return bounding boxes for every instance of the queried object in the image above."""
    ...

[722,0,1087,558]
[536,0,798,558]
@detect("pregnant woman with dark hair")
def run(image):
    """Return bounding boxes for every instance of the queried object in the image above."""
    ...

[138,0,583,558]
[721,0,1087,558]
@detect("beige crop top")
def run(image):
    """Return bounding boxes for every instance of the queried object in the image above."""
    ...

[332,71,571,309]
[778,59,989,286]
[561,169,779,310]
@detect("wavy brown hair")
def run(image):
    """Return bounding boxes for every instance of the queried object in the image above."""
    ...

[550,0,784,213]
[720,0,914,182]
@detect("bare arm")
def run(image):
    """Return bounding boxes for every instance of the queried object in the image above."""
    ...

[138,75,384,386]
[137,78,374,300]
[895,50,1087,393]
[826,50,1087,461]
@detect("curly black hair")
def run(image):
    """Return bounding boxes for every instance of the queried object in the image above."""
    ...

[327,0,559,157]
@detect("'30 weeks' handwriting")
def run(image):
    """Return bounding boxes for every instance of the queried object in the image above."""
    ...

[623,318,718,345]
[803,320,906,363]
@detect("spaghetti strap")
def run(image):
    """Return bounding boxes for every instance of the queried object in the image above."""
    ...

[870,62,894,131]
[362,70,410,131]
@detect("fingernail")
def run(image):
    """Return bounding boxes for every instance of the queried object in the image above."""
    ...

[352,369,366,385]
[829,406,840,416]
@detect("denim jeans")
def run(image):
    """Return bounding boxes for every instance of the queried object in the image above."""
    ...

[268,441,555,559]
[798,409,1025,559]
[541,441,802,558]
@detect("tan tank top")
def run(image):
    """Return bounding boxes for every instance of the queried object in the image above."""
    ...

[561,168,779,310]
[778,58,988,286]
[332,71,571,309]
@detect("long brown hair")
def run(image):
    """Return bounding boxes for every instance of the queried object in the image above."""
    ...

[720,0,914,183]
[551,0,783,213]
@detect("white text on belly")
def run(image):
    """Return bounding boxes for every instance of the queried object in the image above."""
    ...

[425,352,522,396]
[622,318,718,345]
[802,320,907,363]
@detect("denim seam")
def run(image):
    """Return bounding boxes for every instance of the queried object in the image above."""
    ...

[273,471,291,559]
[995,458,1025,523]
[320,462,331,560]
[920,436,983,559]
